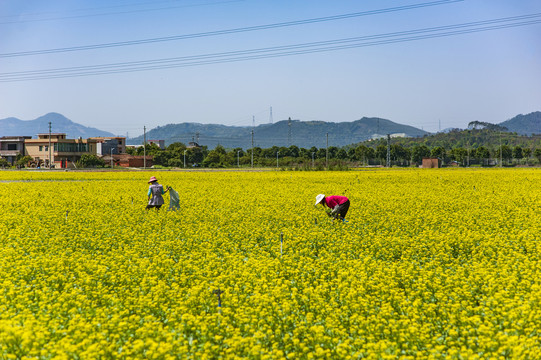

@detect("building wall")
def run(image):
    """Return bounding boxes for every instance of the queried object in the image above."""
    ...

[422,158,440,168]
[0,136,31,165]
[90,137,126,154]
[148,140,165,150]
[25,134,98,168]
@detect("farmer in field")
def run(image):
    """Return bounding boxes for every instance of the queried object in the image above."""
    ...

[147,176,170,210]
[315,194,350,222]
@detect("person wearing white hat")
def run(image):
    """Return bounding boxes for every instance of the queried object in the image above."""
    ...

[315,194,350,221]
[147,176,170,210]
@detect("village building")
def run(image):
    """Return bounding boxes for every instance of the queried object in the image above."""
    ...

[101,154,153,168]
[0,136,31,165]
[187,141,202,149]
[90,137,127,155]
[24,133,98,168]
[148,139,165,149]
[422,157,440,168]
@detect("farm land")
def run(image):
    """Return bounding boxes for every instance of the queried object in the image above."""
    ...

[0,168,540,359]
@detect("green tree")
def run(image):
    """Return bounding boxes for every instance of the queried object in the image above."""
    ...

[431,146,446,162]
[534,148,541,163]
[512,146,523,161]
[167,142,187,152]
[347,148,357,161]
[316,148,327,160]
[411,145,430,164]
[449,147,468,164]
[354,145,369,162]
[327,146,339,159]
[76,154,105,168]
[375,144,387,163]
[495,145,513,164]
[202,145,227,167]
[336,149,348,160]
[278,146,290,158]
[298,147,311,159]
[391,144,410,165]
[227,148,244,166]
[475,146,490,162]
[134,143,161,156]
[187,147,207,166]
[16,155,33,168]
[288,145,300,158]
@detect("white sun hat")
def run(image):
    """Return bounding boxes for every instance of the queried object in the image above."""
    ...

[315,194,325,206]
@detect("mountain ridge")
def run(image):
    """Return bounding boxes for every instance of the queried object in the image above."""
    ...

[499,112,541,135]
[1,111,539,149]
[129,117,429,149]
[0,112,115,138]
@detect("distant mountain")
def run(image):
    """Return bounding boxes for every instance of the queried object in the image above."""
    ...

[499,112,541,135]
[129,117,429,149]
[0,112,115,138]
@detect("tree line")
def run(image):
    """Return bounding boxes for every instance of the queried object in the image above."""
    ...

[125,140,541,168]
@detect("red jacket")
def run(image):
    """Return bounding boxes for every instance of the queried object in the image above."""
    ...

[324,195,348,208]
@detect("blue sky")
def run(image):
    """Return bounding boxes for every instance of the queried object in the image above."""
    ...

[1,0,540,138]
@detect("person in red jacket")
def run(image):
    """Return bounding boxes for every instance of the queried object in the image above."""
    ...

[315,194,350,221]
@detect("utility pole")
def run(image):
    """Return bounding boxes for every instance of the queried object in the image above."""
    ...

[325,133,329,170]
[276,151,280,169]
[110,147,114,168]
[251,129,254,168]
[287,117,292,146]
[467,139,470,167]
[386,134,391,168]
[184,149,187,168]
[312,152,315,168]
[499,131,502,167]
[143,126,146,169]
[48,122,52,169]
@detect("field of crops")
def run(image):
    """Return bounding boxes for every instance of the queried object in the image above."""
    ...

[1,168,540,359]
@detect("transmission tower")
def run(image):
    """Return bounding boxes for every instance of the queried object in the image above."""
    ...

[269,107,273,124]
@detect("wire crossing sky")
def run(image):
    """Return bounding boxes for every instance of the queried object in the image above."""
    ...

[2,13,540,82]
[0,0,540,136]
[0,0,463,57]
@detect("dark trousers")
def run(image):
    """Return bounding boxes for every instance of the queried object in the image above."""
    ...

[332,200,350,219]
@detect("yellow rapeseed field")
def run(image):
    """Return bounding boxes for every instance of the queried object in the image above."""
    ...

[0,168,540,359]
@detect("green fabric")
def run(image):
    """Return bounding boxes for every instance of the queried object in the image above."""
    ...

[168,188,180,211]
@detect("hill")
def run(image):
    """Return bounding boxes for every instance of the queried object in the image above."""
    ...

[129,117,429,149]
[499,112,541,135]
[0,113,115,138]
[365,128,541,151]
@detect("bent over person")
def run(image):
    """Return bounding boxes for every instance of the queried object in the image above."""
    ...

[315,194,350,221]
[147,176,170,210]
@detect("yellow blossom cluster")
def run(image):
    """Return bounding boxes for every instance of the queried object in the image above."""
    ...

[0,168,540,359]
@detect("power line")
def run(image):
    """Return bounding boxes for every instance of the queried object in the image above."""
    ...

[0,0,244,25]
[0,0,222,18]
[0,0,462,58]
[1,13,540,82]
